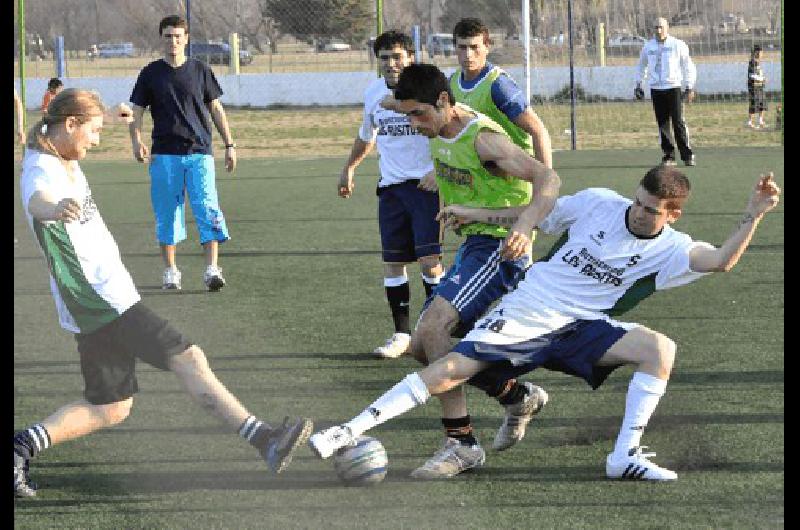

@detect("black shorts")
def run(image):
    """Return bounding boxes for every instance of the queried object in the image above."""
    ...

[74,302,193,405]
[749,88,767,113]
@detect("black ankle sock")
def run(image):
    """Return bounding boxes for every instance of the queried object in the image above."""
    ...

[498,381,529,406]
[14,425,51,460]
[386,283,410,334]
[422,277,439,298]
[442,416,477,446]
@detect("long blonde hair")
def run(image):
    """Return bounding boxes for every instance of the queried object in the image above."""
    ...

[26,88,105,159]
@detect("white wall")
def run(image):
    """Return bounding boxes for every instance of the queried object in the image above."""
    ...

[16,62,780,109]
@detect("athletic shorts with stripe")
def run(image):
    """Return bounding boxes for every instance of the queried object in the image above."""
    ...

[75,302,193,405]
[455,297,633,389]
[377,179,442,263]
[420,234,529,332]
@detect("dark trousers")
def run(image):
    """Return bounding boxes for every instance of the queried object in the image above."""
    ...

[651,87,692,161]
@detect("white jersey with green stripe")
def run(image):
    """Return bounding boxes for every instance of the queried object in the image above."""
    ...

[506,187,713,321]
[20,150,140,334]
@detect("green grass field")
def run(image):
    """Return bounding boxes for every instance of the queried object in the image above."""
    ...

[14,146,783,528]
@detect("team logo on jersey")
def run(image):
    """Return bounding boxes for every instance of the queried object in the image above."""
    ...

[450,273,461,285]
[590,230,606,245]
[437,147,452,158]
[436,161,472,186]
[78,188,98,225]
[377,116,416,136]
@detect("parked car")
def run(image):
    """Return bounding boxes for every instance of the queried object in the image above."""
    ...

[90,42,136,58]
[427,33,455,57]
[317,39,351,52]
[606,35,646,48]
[190,42,253,65]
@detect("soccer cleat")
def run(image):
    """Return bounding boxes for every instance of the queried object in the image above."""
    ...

[203,265,226,292]
[309,425,357,459]
[14,450,36,498]
[661,155,677,166]
[373,332,411,359]
[606,446,678,481]
[263,417,314,474]
[746,121,756,129]
[492,382,549,451]
[162,267,182,290]
[684,156,696,167]
[410,438,486,479]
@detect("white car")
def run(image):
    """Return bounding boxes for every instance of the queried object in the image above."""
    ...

[607,35,646,48]
[323,40,351,52]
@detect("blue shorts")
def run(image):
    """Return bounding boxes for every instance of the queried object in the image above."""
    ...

[427,235,529,330]
[455,319,627,389]
[149,154,229,245]
[377,180,441,263]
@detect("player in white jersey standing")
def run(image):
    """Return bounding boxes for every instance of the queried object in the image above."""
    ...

[338,31,444,358]
[311,165,780,481]
[15,89,312,498]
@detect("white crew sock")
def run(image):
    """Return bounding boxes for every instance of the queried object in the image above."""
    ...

[345,373,430,437]
[612,372,668,458]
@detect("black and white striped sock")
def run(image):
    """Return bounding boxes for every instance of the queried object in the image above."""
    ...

[14,424,51,460]
[238,416,275,454]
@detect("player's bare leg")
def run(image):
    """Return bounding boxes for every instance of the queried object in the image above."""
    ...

[168,345,313,473]
[411,297,485,478]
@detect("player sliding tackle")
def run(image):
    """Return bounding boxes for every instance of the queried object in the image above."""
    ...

[311,166,780,481]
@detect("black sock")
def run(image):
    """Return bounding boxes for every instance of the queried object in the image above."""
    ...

[442,416,478,446]
[498,380,529,406]
[386,282,410,334]
[238,416,276,456]
[421,275,440,299]
[14,424,51,460]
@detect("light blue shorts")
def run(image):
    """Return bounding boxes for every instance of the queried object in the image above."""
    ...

[148,154,229,245]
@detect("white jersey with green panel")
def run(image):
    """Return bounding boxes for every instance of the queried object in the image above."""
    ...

[465,188,714,346]
[20,150,140,334]
[431,103,532,239]
[450,66,534,155]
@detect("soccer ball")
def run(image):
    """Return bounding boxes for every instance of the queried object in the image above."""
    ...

[333,436,388,486]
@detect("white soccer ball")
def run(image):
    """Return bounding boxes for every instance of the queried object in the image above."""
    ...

[333,435,388,486]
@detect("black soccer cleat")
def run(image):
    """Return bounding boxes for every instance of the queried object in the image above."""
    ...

[263,417,314,474]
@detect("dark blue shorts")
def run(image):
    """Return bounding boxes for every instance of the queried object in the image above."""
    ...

[377,180,441,263]
[455,319,627,389]
[427,235,529,331]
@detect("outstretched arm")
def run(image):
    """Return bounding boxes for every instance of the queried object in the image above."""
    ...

[475,131,561,259]
[689,173,781,273]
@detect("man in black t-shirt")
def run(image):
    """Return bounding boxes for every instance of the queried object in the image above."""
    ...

[129,14,237,292]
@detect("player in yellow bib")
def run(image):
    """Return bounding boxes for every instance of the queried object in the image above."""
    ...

[330,64,560,478]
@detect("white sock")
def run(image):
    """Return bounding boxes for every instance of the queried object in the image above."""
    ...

[421,271,443,285]
[612,372,667,458]
[345,373,430,437]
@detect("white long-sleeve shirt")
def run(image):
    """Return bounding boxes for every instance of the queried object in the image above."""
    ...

[636,35,696,90]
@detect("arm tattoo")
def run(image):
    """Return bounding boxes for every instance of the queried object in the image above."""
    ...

[487,216,519,226]
[738,213,756,229]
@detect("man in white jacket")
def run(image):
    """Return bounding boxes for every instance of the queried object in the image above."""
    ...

[635,17,697,167]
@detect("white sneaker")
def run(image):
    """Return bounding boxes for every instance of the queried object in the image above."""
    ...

[606,446,677,481]
[410,438,486,479]
[162,268,182,290]
[746,121,755,129]
[373,332,410,358]
[203,265,226,292]
[308,425,356,459]
[492,382,549,451]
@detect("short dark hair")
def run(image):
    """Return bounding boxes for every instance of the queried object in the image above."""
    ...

[159,15,188,36]
[394,63,454,106]
[373,31,414,58]
[47,78,63,91]
[752,44,762,56]
[453,18,491,45]
[640,166,691,209]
